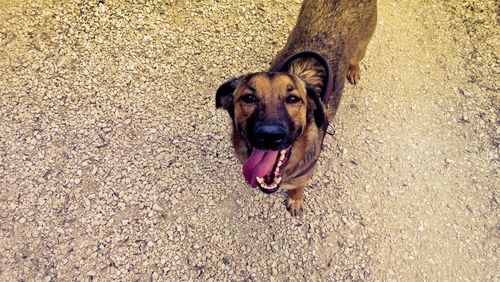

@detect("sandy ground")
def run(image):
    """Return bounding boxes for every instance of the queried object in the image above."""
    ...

[0,0,498,280]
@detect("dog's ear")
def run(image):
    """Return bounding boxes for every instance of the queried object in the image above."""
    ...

[306,84,325,128]
[215,77,242,118]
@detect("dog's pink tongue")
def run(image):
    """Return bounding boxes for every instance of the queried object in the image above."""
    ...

[242,149,279,187]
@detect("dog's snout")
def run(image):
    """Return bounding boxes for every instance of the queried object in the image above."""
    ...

[254,124,287,149]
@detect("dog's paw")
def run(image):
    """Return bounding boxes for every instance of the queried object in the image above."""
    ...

[347,64,361,85]
[287,197,304,216]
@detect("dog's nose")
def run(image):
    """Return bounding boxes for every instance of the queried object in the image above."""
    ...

[255,125,287,148]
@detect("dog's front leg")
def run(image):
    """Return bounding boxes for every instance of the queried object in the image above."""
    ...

[287,186,304,216]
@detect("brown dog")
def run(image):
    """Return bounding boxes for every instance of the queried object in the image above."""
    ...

[216,0,377,215]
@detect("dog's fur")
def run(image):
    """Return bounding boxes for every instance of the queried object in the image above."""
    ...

[216,0,377,215]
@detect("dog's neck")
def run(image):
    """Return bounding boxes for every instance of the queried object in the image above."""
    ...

[288,57,325,96]
[282,57,330,181]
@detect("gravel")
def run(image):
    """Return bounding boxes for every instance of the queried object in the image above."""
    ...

[0,0,498,280]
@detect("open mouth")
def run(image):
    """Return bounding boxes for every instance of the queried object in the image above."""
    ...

[242,146,292,193]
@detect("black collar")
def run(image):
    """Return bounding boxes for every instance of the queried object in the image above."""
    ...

[271,50,335,180]
[271,50,334,105]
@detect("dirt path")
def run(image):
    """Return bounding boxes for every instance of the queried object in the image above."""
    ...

[341,1,498,279]
[0,0,498,280]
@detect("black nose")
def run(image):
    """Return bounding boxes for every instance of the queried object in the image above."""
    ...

[254,125,287,149]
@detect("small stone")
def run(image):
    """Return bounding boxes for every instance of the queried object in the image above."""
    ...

[459,88,473,97]
[152,203,163,212]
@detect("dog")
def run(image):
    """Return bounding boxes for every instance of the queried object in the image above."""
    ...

[215,0,377,215]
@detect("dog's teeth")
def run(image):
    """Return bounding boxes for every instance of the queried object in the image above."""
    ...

[277,161,283,167]
[256,177,264,184]
[259,179,269,188]
[275,177,282,184]
[279,154,285,161]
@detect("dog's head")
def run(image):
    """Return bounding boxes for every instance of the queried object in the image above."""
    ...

[215,72,325,193]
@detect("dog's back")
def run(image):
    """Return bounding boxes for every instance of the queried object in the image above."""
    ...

[271,0,377,114]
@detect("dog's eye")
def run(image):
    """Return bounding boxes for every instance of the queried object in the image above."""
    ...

[240,94,257,104]
[286,95,302,104]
